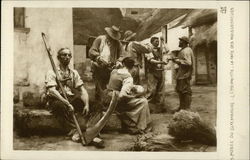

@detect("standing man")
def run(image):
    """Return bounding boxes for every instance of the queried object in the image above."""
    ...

[145,37,169,103]
[122,30,151,85]
[172,36,194,111]
[45,48,103,146]
[89,25,124,100]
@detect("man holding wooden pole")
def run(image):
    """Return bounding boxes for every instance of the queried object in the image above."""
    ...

[44,46,103,147]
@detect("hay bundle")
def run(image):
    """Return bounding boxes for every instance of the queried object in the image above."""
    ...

[129,133,179,151]
[168,110,216,145]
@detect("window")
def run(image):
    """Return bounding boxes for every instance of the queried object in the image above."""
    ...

[14,8,25,28]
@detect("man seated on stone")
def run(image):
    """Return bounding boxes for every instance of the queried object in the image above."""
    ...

[45,47,103,145]
[102,57,152,134]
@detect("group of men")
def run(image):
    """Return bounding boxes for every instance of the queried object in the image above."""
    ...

[44,25,194,147]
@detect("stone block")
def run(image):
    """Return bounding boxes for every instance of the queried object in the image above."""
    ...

[14,106,121,136]
[22,91,43,108]
[102,113,122,132]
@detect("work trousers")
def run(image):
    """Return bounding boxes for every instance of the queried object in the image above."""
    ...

[146,71,164,103]
[176,78,192,110]
[48,95,86,133]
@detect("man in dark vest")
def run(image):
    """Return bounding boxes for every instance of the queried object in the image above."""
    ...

[89,25,124,100]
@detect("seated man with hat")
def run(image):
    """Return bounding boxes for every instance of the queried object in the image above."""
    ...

[89,25,125,100]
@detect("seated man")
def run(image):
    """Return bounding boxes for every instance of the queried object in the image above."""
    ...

[102,57,152,134]
[45,48,103,145]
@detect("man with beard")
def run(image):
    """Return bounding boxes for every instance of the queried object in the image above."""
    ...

[89,26,124,100]
[45,48,103,146]
[172,36,194,111]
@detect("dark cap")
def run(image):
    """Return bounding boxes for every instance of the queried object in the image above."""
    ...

[179,36,189,44]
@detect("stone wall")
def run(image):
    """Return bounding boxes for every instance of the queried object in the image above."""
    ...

[73,45,93,82]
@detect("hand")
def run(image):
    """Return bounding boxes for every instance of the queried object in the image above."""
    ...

[82,105,89,116]
[67,104,74,112]
[160,36,164,42]
[161,61,168,65]
[115,61,123,69]
[173,58,181,64]
[134,93,145,98]
[97,57,109,66]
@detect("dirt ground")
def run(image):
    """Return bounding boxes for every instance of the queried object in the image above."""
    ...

[13,84,217,151]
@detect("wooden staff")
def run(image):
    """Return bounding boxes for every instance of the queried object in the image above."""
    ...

[41,32,87,146]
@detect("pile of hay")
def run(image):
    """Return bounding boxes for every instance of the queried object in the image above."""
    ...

[168,110,216,145]
[129,133,178,151]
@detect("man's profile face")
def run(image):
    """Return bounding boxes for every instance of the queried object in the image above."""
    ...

[152,39,159,47]
[58,49,72,66]
[179,40,185,48]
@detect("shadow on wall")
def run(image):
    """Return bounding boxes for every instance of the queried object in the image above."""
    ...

[74,60,93,82]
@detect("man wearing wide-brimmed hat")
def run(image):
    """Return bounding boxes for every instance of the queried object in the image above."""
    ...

[89,25,124,100]
[172,36,195,111]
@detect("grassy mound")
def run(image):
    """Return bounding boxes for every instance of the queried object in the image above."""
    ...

[168,110,216,146]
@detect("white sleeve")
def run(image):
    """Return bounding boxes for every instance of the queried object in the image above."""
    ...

[45,70,57,88]
[73,70,84,88]
[119,77,133,98]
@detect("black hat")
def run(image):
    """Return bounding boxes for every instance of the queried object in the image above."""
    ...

[179,36,189,44]
[105,25,121,40]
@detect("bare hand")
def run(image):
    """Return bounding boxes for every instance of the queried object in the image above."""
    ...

[115,61,123,69]
[82,105,89,116]
[97,57,109,66]
[174,58,181,64]
[161,61,168,65]
[68,104,74,112]
[160,36,164,42]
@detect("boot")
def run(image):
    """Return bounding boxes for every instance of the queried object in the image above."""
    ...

[183,94,192,109]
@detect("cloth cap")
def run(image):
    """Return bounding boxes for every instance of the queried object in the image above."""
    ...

[123,30,136,41]
[179,36,189,44]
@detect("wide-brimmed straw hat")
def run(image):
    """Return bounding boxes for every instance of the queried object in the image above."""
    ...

[179,36,189,44]
[123,30,136,41]
[105,25,121,40]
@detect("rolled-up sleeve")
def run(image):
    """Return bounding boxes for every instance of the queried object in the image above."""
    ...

[145,52,154,62]
[45,70,57,88]
[180,48,193,66]
[132,42,152,54]
[73,70,84,88]
[89,36,102,61]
